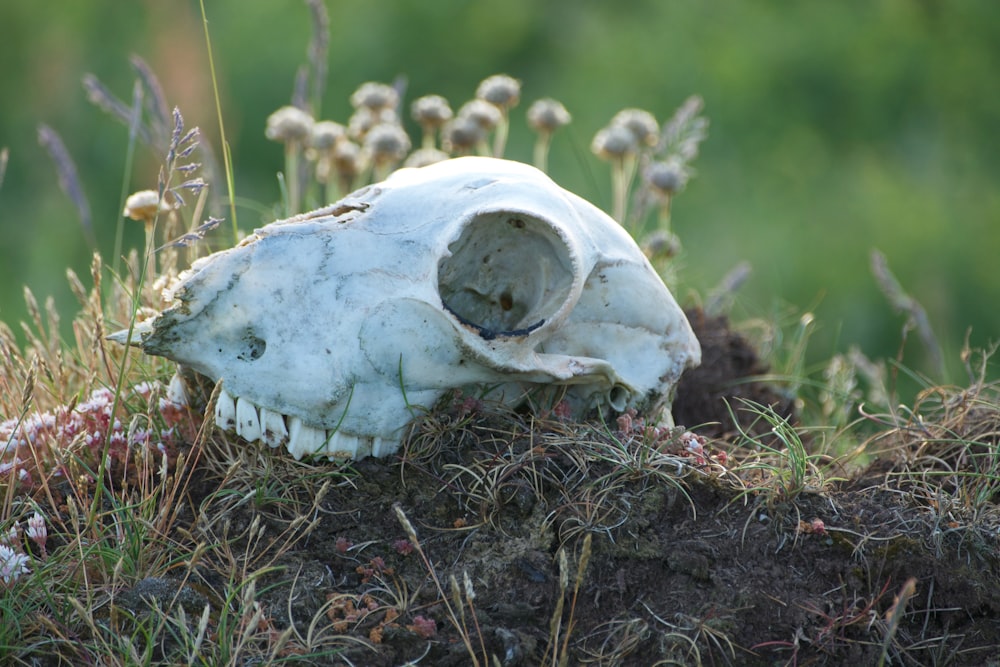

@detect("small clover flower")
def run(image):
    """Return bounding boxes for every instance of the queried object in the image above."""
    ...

[25,513,46,547]
[266,105,315,215]
[474,76,518,157]
[644,158,689,197]
[132,381,156,401]
[611,108,659,147]
[640,229,681,260]
[0,459,30,490]
[411,95,453,148]
[592,124,639,223]
[309,121,347,201]
[25,512,47,555]
[0,544,30,585]
[642,158,691,241]
[458,99,502,132]
[591,125,637,161]
[527,98,571,134]
[442,116,486,155]
[265,106,315,144]
[403,147,449,168]
[364,123,412,180]
[310,121,346,151]
[476,74,521,111]
[350,82,399,112]
[123,188,176,294]
[527,98,571,172]
[411,95,453,128]
[364,123,411,165]
[123,190,168,223]
[333,140,362,175]
[333,140,363,193]
[348,107,398,141]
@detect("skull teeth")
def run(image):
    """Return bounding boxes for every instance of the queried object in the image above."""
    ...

[327,430,365,459]
[235,397,262,442]
[210,388,399,460]
[166,372,188,405]
[259,407,289,449]
[286,416,328,460]
[214,388,237,432]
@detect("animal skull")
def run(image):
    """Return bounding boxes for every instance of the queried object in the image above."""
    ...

[114,157,700,460]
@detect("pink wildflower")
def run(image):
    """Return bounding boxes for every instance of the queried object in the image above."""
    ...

[25,512,47,553]
[617,408,641,434]
[408,614,437,638]
[552,400,573,421]
[679,431,708,464]
[0,544,30,584]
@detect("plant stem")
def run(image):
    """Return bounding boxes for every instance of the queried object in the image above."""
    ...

[533,132,552,172]
[285,142,300,216]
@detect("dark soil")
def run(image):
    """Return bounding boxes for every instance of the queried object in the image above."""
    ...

[674,308,797,441]
[166,308,1000,666]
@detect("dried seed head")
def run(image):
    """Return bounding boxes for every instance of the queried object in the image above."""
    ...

[458,99,502,131]
[660,95,708,159]
[462,570,476,602]
[123,190,167,223]
[641,229,681,259]
[348,107,398,141]
[333,140,363,178]
[644,158,689,195]
[403,147,449,168]
[442,116,486,153]
[364,123,412,165]
[476,74,521,110]
[265,106,315,143]
[411,95,454,129]
[527,98,572,134]
[591,125,637,161]
[392,503,419,544]
[612,108,659,147]
[576,532,593,585]
[310,121,346,151]
[350,82,399,112]
[449,574,462,609]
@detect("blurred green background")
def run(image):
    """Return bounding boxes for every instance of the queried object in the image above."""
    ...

[1,0,998,392]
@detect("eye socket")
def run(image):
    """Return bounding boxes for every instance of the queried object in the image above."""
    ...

[438,212,575,338]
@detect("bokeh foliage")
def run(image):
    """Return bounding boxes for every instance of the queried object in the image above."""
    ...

[1,0,998,391]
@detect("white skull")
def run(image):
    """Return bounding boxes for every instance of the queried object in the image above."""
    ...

[116,157,700,460]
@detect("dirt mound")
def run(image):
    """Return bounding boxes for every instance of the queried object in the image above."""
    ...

[674,307,796,440]
[159,312,1000,665]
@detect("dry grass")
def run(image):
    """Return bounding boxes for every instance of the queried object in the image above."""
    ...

[2,283,999,664]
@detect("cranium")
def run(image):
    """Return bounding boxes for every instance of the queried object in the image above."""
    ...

[114,157,700,460]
